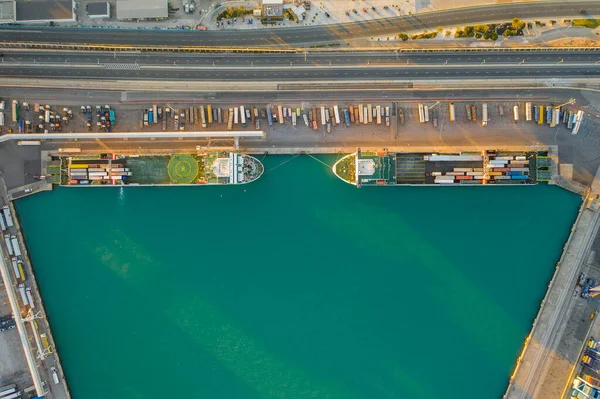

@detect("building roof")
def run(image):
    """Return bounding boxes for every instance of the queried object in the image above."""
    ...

[117,0,167,20]
[86,1,108,16]
[0,0,15,22]
[262,0,283,4]
[15,0,74,22]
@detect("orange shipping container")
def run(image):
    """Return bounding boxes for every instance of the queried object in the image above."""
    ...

[69,179,79,184]
[493,168,509,172]
[455,175,473,180]
[509,164,524,168]
[489,171,503,176]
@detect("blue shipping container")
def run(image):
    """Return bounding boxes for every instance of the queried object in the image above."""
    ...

[148,111,153,124]
[511,175,529,180]
[508,171,523,176]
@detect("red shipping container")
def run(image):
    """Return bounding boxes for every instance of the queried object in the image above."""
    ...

[493,168,509,172]
[509,164,524,168]
[455,175,473,180]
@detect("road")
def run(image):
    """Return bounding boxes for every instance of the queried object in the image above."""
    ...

[1,0,599,46]
[1,50,600,81]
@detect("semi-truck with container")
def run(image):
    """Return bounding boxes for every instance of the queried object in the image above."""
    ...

[349,105,355,123]
[246,108,251,121]
[3,206,14,227]
[10,236,21,257]
[333,106,341,125]
[148,109,153,124]
[267,107,273,126]
[344,109,351,127]
[11,258,19,280]
[363,106,368,124]
[546,106,552,125]
[227,108,234,130]
[328,107,335,126]
[385,106,390,127]
[538,105,544,124]
[207,105,213,124]
[525,102,532,121]
[240,106,247,128]
[11,100,18,123]
[465,105,471,121]
[513,105,520,121]
[200,106,207,127]
[303,113,309,127]
[0,112,4,126]
[278,106,283,124]
[0,385,16,397]
[26,287,35,309]
[375,106,381,125]
[358,104,364,123]
[448,103,455,122]
[233,107,239,125]
[367,104,373,123]
[325,108,330,123]
[553,108,560,126]
[418,104,425,123]
[423,105,429,123]
[482,103,488,126]
[4,236,13,257]
[18,284,28,306]
[291,112,297,127]
[17,261,25,281]
[320,106,326,126]
[0,213,6,231]
[470,104,477,122]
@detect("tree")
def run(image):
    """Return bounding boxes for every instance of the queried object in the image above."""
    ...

[512,18,525,30]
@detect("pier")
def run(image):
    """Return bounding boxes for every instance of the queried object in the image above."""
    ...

[0,176,71,399]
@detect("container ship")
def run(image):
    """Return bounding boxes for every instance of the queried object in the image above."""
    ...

[333,148,551,187]
[49,152,264,186]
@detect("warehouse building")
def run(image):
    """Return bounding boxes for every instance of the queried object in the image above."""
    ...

[0,0,76,24]
[117,0,168,21]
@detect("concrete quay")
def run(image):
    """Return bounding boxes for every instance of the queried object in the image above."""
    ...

[0,174,71,399]
[504,194,600,399]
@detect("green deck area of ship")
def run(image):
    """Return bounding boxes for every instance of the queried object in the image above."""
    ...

[357,150,396,185]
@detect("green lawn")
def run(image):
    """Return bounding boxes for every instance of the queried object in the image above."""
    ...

[572,19,600,29]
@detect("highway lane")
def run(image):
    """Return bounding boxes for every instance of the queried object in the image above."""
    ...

[1,64,598,80]
[4,50,600,66]
[1,1,598,46]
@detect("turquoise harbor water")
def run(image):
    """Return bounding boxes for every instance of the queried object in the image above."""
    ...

[16,155,581,399]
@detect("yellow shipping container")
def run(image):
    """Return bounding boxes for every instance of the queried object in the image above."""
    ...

[489,171,503,176]
[69,164,88,169]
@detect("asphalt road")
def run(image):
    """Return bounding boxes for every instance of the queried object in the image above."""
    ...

[2,50,600,80]
[1,0,599,46]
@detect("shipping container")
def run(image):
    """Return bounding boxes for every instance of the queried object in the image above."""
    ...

[489,171,503,176]
[454,168,473,172]
[363,107,368,124]
[333,105,341,125]
[354,108,359,125]
[10,236,21,257]
[511,175,529,180]
[240,106,246,127]
[466,172,484,176]
[492,175,511,180]
[278,106,283,124]
[495,156,514,160]
[266,107,273,126]
[0,213,6,231]
[482,103,488,126]
[18,284,28,306]
[513,105,519,121]
[446,172,465,176]
[538,105,545,124]
[492,168,510,172]
[207,105,213,124]
[0,112,4,126]
[0,385,16,397]
[11,100,18,123]
[525,102,532,121]
[534,105,539,123]
[424,105,429,122]
[553,108,561,126]
[358,104,364,123]
[199,106,206,127]
[217,107,222,124]
[417,103,425,123]
[344,109,350,127]
[3,206,14,227]
[546,106,553,125]
[367,104,373,123]
[227,108,234,130]
[471,104,477,122]
[455,175,473,180]
[434,179,455,184]
[17,262,25,281]
[448,103,455,122]
[11,258,19,280]
[509,167,529,172]
[26,288,35,309]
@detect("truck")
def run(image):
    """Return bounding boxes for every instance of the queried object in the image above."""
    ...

[423,105,429,123]
[3,206,14,227]
[109,109,116,125]
[26,287,35,309]
[240,106,247,128]
[533,105,539,123]
[207,105,213,124]
[448,103,455,122]
[148,110,153,124]
[11,236,21,257]
[267,107,273,126]
[546,106,552,125]
[358,104,364,123]
[0,213,5,231]
[4,235,13,256]
[278,105,283,124]
[291,112,297,127]
[418,103,425,123]
[0,112,4,126]
[470,104,477,122]
[525,102,532,121]
[320,106,326,126]
[233,107,239,125]
[199,106,206,128]
[363,106,368,124]
[465,104,472,121]
[329,107,335,126]
[538,105,544,124]
[188,107,194,125]
[333,105,341,125]
[18,284,28,306]
[303,113,309,127]
[11,258,19,280]
[376,106,382,125]
[553,107,561,126]
[325,108,330,123]
[513,105,520,121]
[11,100,18,123]
[228,108,234,130]
[432,109,438,128]
[385,106,390,127]
[367,104,373,123]
[143,110,148,126]
[51,367,60,385]
[482,103,488,126]
[344,109,351,127]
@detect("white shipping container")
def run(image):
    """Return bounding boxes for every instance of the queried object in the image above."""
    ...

[525,102,532,121]
[234,107,239,125]
[358,104,363,123]
[18,284,28,306]
[515,156,527,161]
[509,167,529,172]
[11,258,19,280]
[454,168,473,172]
[4,236,14,256]
[446,172,465,176]
[320,106,326,126]
[435,179,456,184]
[3,207,14,227]
[0,214,6,231]
[26,288,35,309]
[473,176,485,180]
[87,172,107,176]
[367,104,373,123]
[87,176,104,180]
[493,175,511,180]
[466,172,484,176]
[11,236,21,257]
[418,103,425,123]
[333,105,340,125]
[495,156,515,160]
[448,103,455,122]
[363,107,368,124]
[0,112,4,126]
[482,103,488,126]
[513,105,519,121]
[427,155,482,161]
[424,106,429,122]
